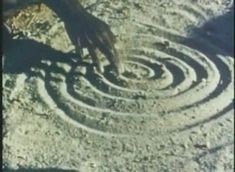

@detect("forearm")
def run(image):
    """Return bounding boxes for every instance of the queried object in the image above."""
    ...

[60,0,86,14]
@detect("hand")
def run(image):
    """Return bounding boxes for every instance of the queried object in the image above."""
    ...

[64,11,123,75]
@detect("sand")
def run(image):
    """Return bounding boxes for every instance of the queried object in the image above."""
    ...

[3,0,234,171]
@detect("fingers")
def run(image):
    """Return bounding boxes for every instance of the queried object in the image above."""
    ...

[77,15,123,75]
[86,36,104,73]
[100,25,116,44]
[88,25,122,75]
[89,18,116,47]
[90,29,123,75]
[76,37,83,56]
[98,23,116,45]
[88,48,104,73]
[100,44,123,75]
[86,32,122,75]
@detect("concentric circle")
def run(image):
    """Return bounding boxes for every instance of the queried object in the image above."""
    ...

[35,22,233,137]
[10,1,230,137]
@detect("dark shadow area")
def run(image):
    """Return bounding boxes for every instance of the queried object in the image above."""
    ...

[183,4,234,57]
[181,5,234,102]
[183,5,234,88]
[172,5,234,133]
[3,168,77,172]
[2,38,88,77]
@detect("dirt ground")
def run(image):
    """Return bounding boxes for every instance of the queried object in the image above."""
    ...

[2,0,234,171]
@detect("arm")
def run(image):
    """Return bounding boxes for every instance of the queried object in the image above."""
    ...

[43,0,123,75]
[3,0,123,74]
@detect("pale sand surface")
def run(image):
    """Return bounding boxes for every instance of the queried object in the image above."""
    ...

[3,0,234,171]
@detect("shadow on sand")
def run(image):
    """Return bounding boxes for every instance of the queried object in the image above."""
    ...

[2,4,234,171]
[3,4,233,76]
[3,168,77,172]
[182,4,234,57]
[3,38,84,75]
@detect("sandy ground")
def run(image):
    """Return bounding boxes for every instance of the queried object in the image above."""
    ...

[2,0,234,171]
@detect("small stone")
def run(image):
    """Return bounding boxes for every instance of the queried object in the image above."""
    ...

[182,143,188,149]
[201,78,207,82]
[206,141,211,149]
[164,40,170,47]
[90,162,96,168]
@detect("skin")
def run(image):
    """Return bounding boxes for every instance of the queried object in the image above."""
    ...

[3,0,123,75]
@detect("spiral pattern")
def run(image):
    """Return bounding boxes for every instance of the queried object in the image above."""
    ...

[34,18,233,139]
[7,1,230,138]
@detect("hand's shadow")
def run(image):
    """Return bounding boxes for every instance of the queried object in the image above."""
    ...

[183,4,234,57]
[4,168,77,172]
[2,40,90,172]
[3,38,87,77]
